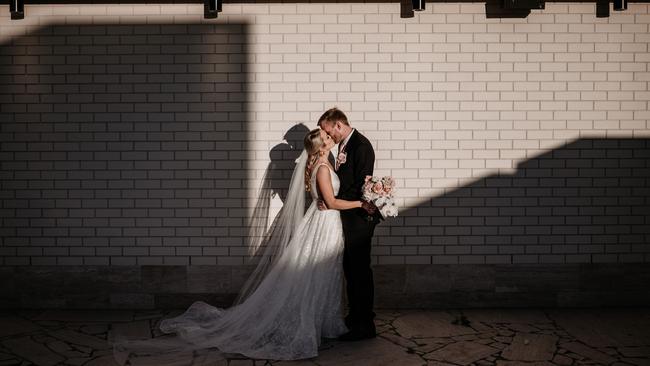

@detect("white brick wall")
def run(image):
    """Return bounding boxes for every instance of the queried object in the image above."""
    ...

[0,2,649,266]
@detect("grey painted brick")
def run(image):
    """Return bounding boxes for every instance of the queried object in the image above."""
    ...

[539,255,565,264]
[431,255,459,264]
[70,247,95,256]
[5,257,30,265]
[512,255,539,264]
[217,257,243,265]
[163,237,189,246]
[136,257,163,265]
[124,247,149,256]
[113,257,138,265]
[58,257,83,265]
[176,227,202,236]
[485,255,512,264]
[459,255,485,264]
[203,247,228,256]
[618,253,645,262]
[165,257,189,265]
[472,227,498,235]
[136,237,163,246]
[124,228,149,237]
[552,244,577,253]
[471,245,498,255]
[17,247,42,256]
[31,257,57,265]
[405,236,431,245]
[217,237,243,246]
[378,256,404,265]
[418,246,444,255]
[607,254,630,263]
[97,247,123,256]
[500,245,525,254]
[445,245,471,255]
[432,217,457,226]
[191,256,217,265]
[202,227,228,237]
[526,226,552,235]
[391,246,418,255]
[150,247,175,256]
[565,254,591,263]
[377,236,404,245]
[176,247,202,256]
[84,257,110,265]
[513,235,539,245]
[526,245,551,254]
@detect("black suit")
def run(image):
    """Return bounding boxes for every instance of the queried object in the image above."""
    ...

[336,130,381,326]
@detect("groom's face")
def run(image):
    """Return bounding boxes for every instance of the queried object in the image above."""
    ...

[321,121,343,144]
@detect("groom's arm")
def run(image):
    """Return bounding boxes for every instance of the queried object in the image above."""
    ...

[353,142,375,200]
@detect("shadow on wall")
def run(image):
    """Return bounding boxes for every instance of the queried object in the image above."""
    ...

[1,21,650,309]
[0,21,252,266]
[372,138,650,307]
[246,123,309,258]
[380,138,650,264]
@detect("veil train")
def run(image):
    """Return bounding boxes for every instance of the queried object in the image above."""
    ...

[112,150,311,365]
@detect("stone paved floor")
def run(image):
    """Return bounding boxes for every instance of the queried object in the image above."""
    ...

[1,308,649,366]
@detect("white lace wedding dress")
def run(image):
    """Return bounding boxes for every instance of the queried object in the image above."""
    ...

[113,162,347,363]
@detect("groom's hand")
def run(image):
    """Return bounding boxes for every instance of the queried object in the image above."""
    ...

[317,199,328,211]
[361,200,377,215]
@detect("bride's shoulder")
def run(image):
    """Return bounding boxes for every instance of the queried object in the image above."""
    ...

[318,159,334,170]
[314,160,334,174]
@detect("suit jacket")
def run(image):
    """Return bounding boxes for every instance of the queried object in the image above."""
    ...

[336,130,382,224]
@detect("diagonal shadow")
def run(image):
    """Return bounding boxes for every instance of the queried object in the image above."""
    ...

[375,137,650,307]
[391,138,650,255]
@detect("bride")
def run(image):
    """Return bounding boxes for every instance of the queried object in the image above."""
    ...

[113,128,376,364]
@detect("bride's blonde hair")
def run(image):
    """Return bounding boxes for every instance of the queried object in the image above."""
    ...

[303,128,324,192]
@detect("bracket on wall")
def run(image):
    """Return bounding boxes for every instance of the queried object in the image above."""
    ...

[485,0,531,18]
[596,0,610,16]
[204,0,223,18]
[10,0,24,19]
[2,0,632,20]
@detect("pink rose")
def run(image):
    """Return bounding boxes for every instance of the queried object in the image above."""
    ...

[383,185,392,194]
[365,175,372,182]
[337,152,347,165]
[372,182,384,194]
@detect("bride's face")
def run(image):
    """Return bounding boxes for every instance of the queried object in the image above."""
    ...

[319,129,335,153]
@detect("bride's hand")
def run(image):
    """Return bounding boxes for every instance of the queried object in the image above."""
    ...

[317,199,328,211]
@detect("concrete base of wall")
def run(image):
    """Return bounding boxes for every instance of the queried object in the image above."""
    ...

[2,264,649,309]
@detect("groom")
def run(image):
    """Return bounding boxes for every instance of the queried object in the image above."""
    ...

[318,108,381,341]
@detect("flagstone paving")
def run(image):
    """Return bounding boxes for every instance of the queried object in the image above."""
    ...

[0,308,648,366]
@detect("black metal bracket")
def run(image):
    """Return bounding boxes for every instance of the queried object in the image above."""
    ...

[596,0,610,17]
[204,0,222,18]
[3,0,630,20]
[10,0,24,19]
[613,0,627,10]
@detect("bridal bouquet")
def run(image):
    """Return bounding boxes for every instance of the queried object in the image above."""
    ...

[362,175,398,219]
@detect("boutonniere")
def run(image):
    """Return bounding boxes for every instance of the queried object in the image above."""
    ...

[337,152,347,166]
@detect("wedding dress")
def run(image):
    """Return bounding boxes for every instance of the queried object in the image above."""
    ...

[113,156,347,364]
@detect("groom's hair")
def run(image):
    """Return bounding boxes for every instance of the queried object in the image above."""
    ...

[317,107,349,127]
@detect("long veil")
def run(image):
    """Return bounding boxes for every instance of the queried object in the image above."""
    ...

[234,149,308,304]
[112,150,310,365]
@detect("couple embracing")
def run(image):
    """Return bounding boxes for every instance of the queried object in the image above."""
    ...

[114,108,382,363]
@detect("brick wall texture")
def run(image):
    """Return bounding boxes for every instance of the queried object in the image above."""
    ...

[1,3,649,267]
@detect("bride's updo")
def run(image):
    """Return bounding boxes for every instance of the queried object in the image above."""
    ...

[304,128,324,192]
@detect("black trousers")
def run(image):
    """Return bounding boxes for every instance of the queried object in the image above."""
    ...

[341,209,378,326]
